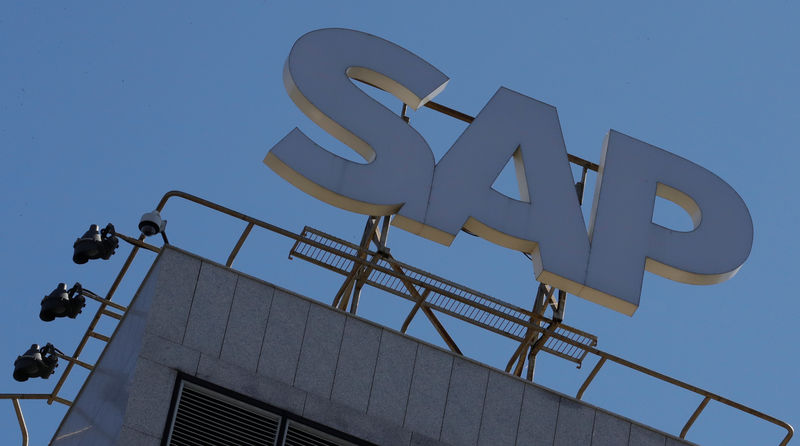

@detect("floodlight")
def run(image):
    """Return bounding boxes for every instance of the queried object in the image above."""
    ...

[39,283,86,322]
[73,223,119,264]
[12,343,59,382]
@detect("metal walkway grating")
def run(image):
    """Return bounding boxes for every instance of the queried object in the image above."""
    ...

[289,226,597,366]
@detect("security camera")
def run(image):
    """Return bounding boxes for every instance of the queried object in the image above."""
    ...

[138,210,166,237]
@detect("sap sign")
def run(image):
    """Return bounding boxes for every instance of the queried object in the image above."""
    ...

[265,28,753,316]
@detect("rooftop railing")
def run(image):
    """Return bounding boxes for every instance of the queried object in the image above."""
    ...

[2,189,792,446]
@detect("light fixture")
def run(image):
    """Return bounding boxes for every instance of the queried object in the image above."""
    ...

[12,343,59,382]
[72,223,119,264]
[39,283,86,322]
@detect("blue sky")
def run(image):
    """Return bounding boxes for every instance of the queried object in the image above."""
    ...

[1,2,798,445]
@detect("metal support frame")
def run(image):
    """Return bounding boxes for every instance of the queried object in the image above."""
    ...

[505,284,568,381]
[292,226,591,362]
[5,84,774,441]
[87,332,111,343]
[511,131,580,380]
[54,353,94,371]
[525,286,561,380]
[145,192,790,445]
[331,216,380,312]
[681,396,711,439]
[526,322,558,381]
[349,216,389,314]
[0,233,147,445]
[81,289,128,313]
[329,215,463,354]
[226,222,254,267]
[1,192,794,443]
[0,393,71,406]
[283,213,788,444]
[400,288,430,333]
[506,283,549,376]
[389,262,462,354]
[572,349,793,446]
[333,215,387,315]
[12,399,27,446]
[47,279,137,406]
[0,394,72,446]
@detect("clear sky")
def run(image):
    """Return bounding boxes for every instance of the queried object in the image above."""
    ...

[1,2,798,445]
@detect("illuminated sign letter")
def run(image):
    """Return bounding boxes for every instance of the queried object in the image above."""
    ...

[264,28,448,220]
[582,131,753,314]
[265,28,754,316]
[400,87,591,295]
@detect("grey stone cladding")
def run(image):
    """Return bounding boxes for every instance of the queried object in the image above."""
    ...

[52,246,693,446]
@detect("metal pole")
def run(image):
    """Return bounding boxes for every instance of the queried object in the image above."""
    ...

[226,222,254,267]
[576,357,607,400]
[526,322,557,381]
[55,353,94,371]
[344,217,378,312]
[575,165,589,205]
[12,399,28,446]
[525,285,549,380]
[681,396,711,439]
[81,290,128,312]
[400,289,432,333]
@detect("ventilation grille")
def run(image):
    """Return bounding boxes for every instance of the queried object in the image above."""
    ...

[284,421,353,446]
[168,384,280,446]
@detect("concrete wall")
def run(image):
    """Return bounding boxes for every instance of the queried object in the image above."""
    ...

[50,250,162,445]
[53,246,694,446]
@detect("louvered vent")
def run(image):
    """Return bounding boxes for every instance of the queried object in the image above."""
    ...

[167,383,280,446]
[284,421,354,446]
